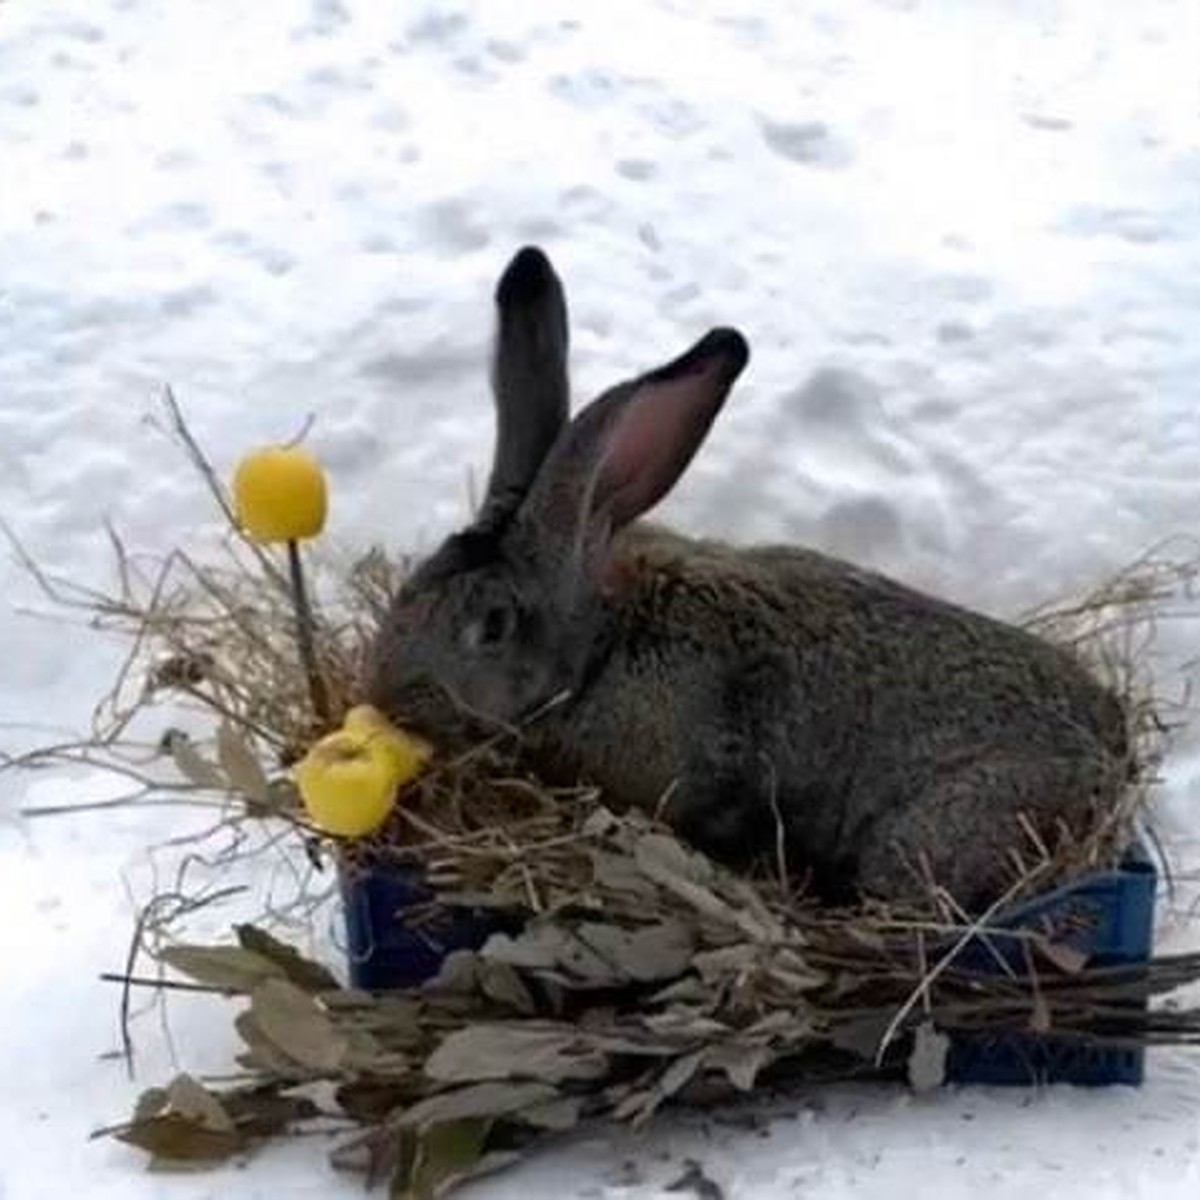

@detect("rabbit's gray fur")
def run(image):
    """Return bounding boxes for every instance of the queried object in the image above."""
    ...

[369,247,1130,910]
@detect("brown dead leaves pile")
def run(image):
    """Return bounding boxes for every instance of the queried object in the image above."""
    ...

[108,808,1200,1200]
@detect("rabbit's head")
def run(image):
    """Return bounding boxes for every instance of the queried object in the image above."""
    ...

[367,246,748,740]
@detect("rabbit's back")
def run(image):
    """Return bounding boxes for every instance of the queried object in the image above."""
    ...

[546,524,1129,901]
[607,523,1124,757]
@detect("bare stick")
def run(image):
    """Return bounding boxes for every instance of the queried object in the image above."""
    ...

[99,973,234,995]
[286,539,330,723]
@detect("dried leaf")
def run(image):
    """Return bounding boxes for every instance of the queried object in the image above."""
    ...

[221,1085,321,1137]
[771,947,827,991]
[693,945,757,983]
[478,961,536,1014]
[369,996,426,1046]
[132,1086,169,1123]
[615,1051,704,1124]
[580,1029,673,1057]
[116,1113,242,1163]
[392,1118,501,1200]
[160,943,287,993]
[117,1075,243,1165]
[648,977,710,1006]
[484,920,692,988]
[702,1042,773,1092]
[659,1050,704,1100]
[609,1085,655,1124]
[574,921,694,983]
[426,950,480,995]
[235,924,340,993]
[325,987,385,1011]
[1030,991,1053,1034]
[634,832,714,886]
[1035,936,1091,975]
[745,1010,805,1039]
[234,1010,311,1078]
[581,806,621,839]
[425,1023,608,1085]
[165,730,226,790]
[250,978,347,1073]
[399,1082,561,1131]
[217,720,271,805]
[482,924,595,976]
[587,848,657,901]
[520,1095,582,1131]
[342,1026,411,1077]
[724,879,787,941]
[641,1009,730,1041]
[907,1021,950,1092]
[634,837,743,929]
[166,1074,236,1133]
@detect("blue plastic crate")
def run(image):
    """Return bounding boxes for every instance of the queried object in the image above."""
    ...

[945,845,1157,1086]
[341,846,1158,1086]
[339,859,514,990]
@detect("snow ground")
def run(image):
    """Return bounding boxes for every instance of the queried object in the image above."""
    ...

[3,1,1200,1197]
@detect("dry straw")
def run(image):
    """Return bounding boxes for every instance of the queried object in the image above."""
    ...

[5,393,1200,1199]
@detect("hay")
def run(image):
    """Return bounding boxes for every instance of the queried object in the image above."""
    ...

[6,393,1200,1197]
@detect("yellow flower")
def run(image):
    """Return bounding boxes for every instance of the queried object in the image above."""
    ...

[294,711,432,838]
[233,446,328,543]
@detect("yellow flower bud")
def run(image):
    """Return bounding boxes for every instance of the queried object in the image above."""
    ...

[233,446,328,543]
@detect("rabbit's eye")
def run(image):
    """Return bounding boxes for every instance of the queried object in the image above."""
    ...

[462,604,515,652]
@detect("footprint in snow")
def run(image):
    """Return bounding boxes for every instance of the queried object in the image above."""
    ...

[757,117,854,170]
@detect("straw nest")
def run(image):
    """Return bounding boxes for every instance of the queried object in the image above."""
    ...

[8,394,1200,1199]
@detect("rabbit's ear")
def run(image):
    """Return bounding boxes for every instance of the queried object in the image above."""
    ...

[479,247,570,529]
[591,328,749,528]
[516,327,749,579]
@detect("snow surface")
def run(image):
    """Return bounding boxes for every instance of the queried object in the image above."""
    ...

[3,1,1200,1197]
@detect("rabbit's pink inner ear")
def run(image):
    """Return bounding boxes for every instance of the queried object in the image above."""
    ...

[599,365,729,527]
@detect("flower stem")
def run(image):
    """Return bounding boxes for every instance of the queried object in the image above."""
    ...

[287,538,330,723]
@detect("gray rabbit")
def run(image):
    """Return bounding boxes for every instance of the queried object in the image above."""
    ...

[368,246,1130,910]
